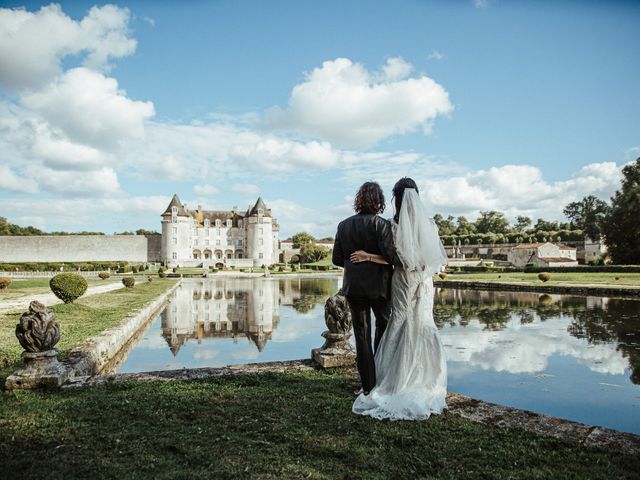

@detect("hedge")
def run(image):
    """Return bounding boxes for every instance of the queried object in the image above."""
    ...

[49,273,88,303]
[524,265,640,273]
[0,261,124,272]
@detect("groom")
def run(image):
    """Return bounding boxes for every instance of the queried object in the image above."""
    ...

[332,181,398,395]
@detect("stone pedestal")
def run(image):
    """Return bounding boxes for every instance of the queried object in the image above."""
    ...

[311,332,356,368]
[5,349,70,390]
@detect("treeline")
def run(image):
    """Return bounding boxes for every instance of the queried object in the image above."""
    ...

[0,218,158,236]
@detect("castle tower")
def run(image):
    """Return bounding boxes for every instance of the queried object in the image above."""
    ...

[245,197,277,267]
[161,194,193,267]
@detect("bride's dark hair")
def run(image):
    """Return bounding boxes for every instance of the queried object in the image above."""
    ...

[392,177,419,223]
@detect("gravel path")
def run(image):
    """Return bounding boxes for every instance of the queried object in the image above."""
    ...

[0,282,124,313]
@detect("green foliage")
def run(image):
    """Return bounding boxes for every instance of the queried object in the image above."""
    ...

[278,266,285,272]
[563,195,609,240]
[0,277,11,290]
[291,232,315,248]
[122,276,135,288]
[49,273,88,303]
[433,214,456,235]
[538,272,551,282]
[514,215,532,233]
[98,272,110,280]
[438,272,448,280]
[147,276,153,282]
[475,211,510,234]
[131,266,139,274]
[602,158,640,264]
[301,243,330,263]
[0,261,122,272]
[158,271,167,278]
[172,267,178,273]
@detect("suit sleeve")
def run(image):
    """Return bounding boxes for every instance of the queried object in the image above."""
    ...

[377,219,402,267]
[332,227,345,267]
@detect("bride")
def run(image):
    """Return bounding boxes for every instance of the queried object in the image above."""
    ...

[350,177,448,421]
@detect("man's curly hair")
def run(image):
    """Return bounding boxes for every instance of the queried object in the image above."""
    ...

[353,181,386,215]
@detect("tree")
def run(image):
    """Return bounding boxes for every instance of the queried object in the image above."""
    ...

[474,211,509,234]
[301,243,330,263]
[514,216,532,233]
[562,195,609,240]
[533,218,561,232]
[455,216,476,235]
[601,158,640,264]
[433,214,456,235]
[136,229,160,235]
[291,232,316,248]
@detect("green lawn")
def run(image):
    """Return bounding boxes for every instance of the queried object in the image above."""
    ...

[0,278,178,382]
[441,272,640,287]
[0,370,637,479]
[0,277,122,301]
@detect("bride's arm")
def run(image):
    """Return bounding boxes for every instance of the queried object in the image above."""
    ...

[350,250,389,265]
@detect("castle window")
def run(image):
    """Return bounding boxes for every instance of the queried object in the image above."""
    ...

[259,238,263,246]
[215,219,221,227]
[259,253,263,259]
[172,237,177,245]
[238,220,243,228]
[194,239,198,246]
[172,206,178,215]
[237,240,243,247]
[172,252,177,260]
[259,227,264,234]
[204,228,209,236]
[172,227,177,234]
[226,219,232,228]
[204,219,210,227]
[171,214,177,224]
[259,217,263,224]
[217,228,220,235]
[205,239,210,245]
[216,240,221,246]
[258,208,264,215]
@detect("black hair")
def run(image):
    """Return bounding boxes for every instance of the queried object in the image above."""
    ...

[354,181,386,215]
[392,177,419,223]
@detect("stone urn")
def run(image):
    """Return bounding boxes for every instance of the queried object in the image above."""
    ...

[5,301,70,390]
[311,290,356,368]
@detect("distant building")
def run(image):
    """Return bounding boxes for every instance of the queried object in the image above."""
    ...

[508,242,578,268]
[161,194,280,268]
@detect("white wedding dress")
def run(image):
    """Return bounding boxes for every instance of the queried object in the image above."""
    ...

[352,189,448,421]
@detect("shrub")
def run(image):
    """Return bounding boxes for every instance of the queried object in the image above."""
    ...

[538,272,551,282]
[98,271,110,280]
[50,273,88,303]
[158,271,167,278]
[131,266,139,274]
[0,277,12,290]
[172,267,178,273]
[122,276,135,288]
[147,276,153,282]
[291,264,298,271]
[278,266,285,272]
[438,272,448,280]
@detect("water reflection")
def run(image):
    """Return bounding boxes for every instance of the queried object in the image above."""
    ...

[163,278,335,355]
[434,289,640,384]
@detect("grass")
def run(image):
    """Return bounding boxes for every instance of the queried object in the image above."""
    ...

[0,278,177,382]
[0,277,122,301]
[441,272,640,287]
[0,369,638,479]
[172,267,205,275]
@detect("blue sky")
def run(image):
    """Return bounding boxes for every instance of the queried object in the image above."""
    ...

[0,0,638,237]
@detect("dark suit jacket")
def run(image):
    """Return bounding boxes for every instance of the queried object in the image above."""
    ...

[332,214,399,299]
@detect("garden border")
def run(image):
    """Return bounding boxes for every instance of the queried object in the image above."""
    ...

[434,279,640,297]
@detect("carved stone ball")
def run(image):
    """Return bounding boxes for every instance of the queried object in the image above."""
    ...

[15,301,61,353]
[324,291,352,335]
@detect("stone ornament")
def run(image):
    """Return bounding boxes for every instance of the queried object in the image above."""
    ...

[5,301,69,390]
[311,290,356,368]
[15,301,61,352]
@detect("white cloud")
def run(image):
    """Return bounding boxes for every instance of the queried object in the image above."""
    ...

[0,3,136,91]
[193,184,218,196]
[229,138,338,172]
[263,57,453,148]
[428,50,445,61]
[22,67,154,150]
[31,166,120,196]
[421,162,624,220]
[0,165,38,194]
[473,0,489,9]
[231,183,260,194]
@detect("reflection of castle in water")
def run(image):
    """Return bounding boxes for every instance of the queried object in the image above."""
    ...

[162,278,334,355]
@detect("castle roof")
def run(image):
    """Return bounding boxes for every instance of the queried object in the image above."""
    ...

[248,197,271,217]
[161,194,189,217]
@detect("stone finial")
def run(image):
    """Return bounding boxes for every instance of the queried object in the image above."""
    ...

[15,301,61,353]
[5,301,69,390]
[311,289,356,368]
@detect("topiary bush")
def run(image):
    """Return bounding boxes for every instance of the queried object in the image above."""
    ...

[172,267,178,273]
[98,271,110,280]
[438,272,448,280]
[0,277,12,290]
[158,270,167,278]
[50,273,88,303]
[538,272,551,283]
[122,276,135,288]
[147,276,153,282]
[131,266,139,274]
[278,266,285,272]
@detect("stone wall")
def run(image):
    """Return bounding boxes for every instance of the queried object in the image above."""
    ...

[145,234,162,262]
[0,235,149,263]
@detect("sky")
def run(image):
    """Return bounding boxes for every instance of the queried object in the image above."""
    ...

[0,0,638,238]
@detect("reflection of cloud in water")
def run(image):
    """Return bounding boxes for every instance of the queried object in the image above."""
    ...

[192,347,219,360]
[271,318,320,343]
[138,332,171,350]
[230,345,260,361]
[441,317,628,375]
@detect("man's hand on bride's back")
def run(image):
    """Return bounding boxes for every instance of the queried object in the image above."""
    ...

[350,250,369,263]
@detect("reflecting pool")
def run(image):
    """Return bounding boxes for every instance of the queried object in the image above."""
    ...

[117,277,640,434]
